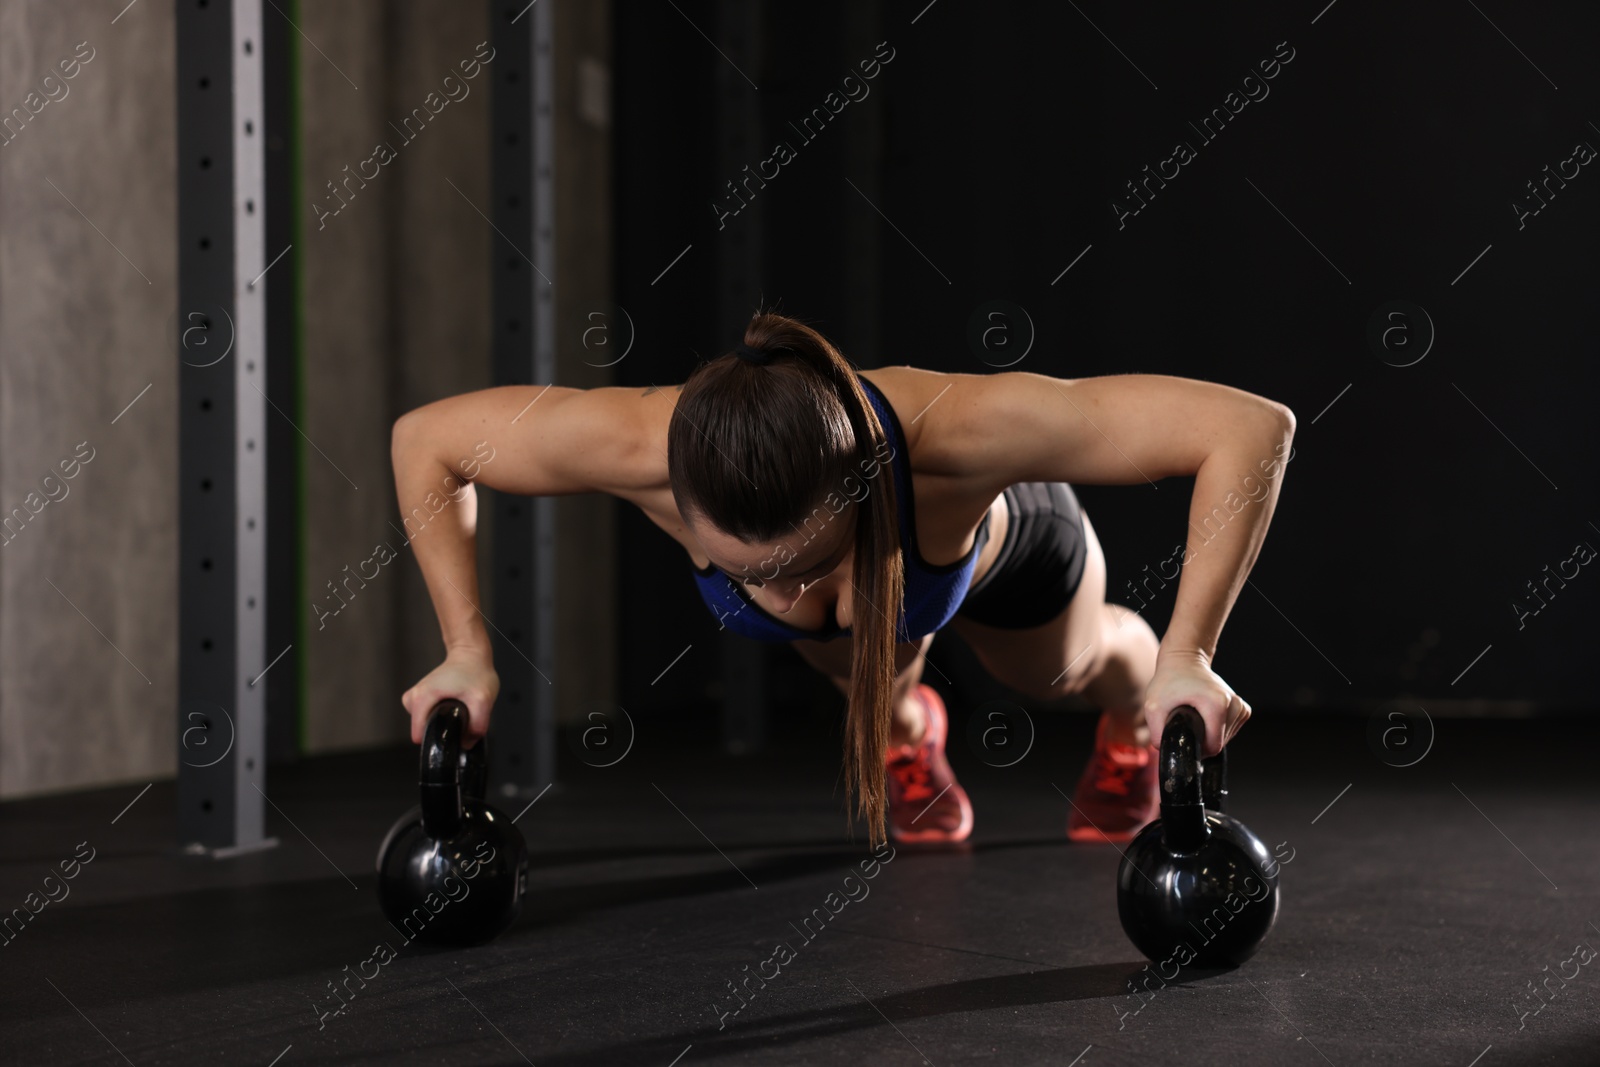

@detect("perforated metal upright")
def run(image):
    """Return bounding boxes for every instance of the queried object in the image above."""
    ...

[488,0,557,796]
[175,0,278,855]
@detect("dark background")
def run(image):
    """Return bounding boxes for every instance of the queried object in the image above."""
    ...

[610,0,1598,741]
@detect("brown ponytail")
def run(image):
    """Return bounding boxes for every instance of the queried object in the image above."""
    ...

[667,311,903,845]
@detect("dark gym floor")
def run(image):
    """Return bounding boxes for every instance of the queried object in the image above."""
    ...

[2,704,1595,1066]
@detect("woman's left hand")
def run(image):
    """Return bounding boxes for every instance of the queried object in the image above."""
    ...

[1142,647,1251,756]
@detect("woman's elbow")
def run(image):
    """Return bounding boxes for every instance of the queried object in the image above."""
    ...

[1267,400,1296,440]
[391,408,431,460]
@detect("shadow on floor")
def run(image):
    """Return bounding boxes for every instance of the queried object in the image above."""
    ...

[526,959,1228,1066]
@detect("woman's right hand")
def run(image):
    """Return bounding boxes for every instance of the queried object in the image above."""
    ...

[401,647,500,748]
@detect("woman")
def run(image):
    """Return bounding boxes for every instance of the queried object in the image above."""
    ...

[392,312,1296,847]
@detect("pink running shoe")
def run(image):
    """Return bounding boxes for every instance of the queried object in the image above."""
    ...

[885,684,974,843]
[1066,711,1160,843]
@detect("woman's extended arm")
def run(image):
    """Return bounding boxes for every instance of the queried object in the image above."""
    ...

[904,368,1297,753]
[1134,404,1295,755]
[388,420,490,663]
[388,383,649,743]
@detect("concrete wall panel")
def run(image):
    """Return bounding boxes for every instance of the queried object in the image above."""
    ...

[0,0,617,794]
[385,0,493,727]
[296,0,403,753]
[0,0,178,797]
[550,0,616,724]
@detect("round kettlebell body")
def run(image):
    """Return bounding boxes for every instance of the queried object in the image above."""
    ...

[1117,810,1278,968]
[1115,706,1280,969]
[375,700,530,947]
[377,803,528,947]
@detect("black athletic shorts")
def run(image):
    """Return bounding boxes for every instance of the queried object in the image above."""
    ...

[955,482,1089,629]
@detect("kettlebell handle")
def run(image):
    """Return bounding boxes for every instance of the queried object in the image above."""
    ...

[1202,742,1228,813]
[419,700,487,839]
[1158,706,1215,852]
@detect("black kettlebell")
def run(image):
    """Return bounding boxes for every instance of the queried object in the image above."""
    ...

[376,700,529,947]
[1116,706,1279,968]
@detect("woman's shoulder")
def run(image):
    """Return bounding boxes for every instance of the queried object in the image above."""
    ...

[857,364,976,476]
[857,363,943,426]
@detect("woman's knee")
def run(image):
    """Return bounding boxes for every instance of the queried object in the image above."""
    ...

[1080,603,1158,705]
[1048,633,1109,700]
[1037,602,1152,702]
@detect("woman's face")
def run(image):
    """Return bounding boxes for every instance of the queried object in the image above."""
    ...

[695,505,858,614]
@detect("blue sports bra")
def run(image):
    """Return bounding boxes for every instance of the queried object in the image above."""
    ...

[690,374,993,643]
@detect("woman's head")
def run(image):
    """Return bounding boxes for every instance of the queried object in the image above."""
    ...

[691,505,858,615]
[668,311,904,844]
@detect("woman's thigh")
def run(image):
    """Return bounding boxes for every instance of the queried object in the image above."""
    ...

[944,508,1110,702]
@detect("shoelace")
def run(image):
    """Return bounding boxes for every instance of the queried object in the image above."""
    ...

[888,747,936,804]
